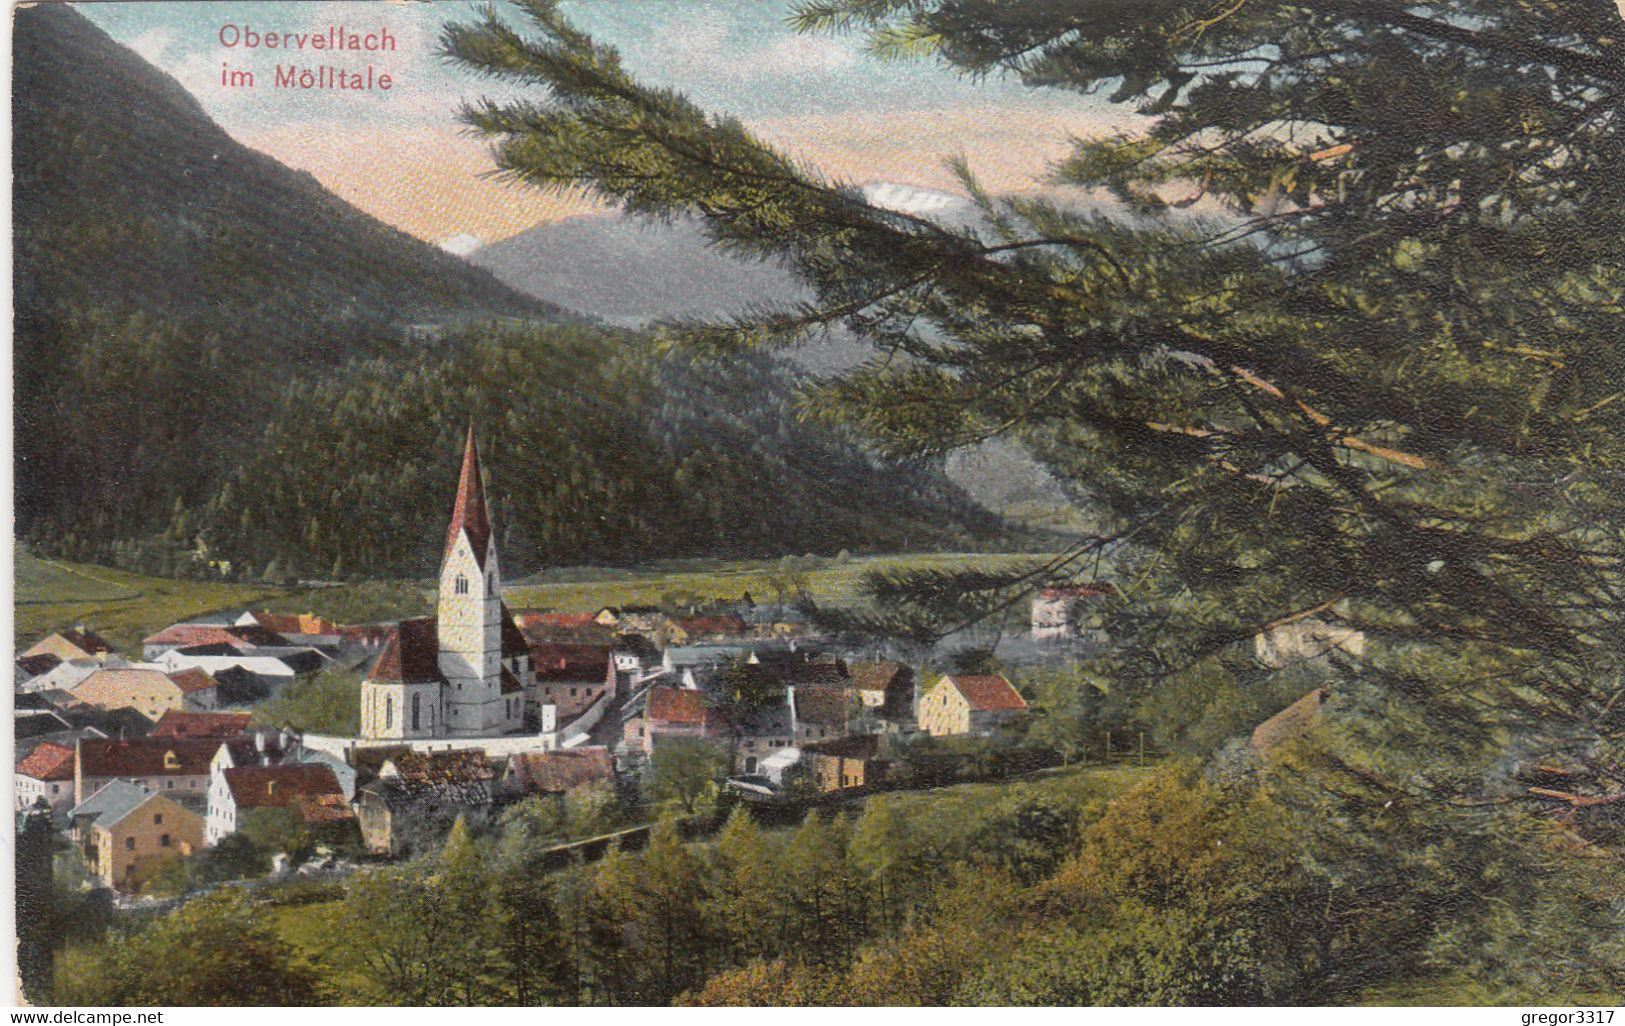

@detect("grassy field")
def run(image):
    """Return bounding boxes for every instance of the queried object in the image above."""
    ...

[13,550,1038,656]
[13,552,284,654]
[505,551,1037,615]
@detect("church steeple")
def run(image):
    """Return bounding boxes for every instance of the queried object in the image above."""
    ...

[444,422,493,569]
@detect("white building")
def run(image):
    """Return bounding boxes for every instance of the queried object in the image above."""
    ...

[358,426,533,740]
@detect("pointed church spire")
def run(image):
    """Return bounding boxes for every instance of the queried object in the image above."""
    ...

[444,422,493,568]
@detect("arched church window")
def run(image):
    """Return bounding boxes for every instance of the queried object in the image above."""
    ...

[412,692,421,732]
[456,575,468,595]
[385,696,393,730]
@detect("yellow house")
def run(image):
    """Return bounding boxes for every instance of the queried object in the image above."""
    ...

[72,666,218,721]
[918,674,1029,737]
[71,782,203,892]
[22,626,117,663]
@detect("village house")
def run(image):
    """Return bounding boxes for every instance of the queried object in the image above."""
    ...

[919,674,1029,737]
[15,741,77,816]
[23,627,118,664]
[205,762,352,846]
[801,734,890,793]
[359,428,533,741]
[790,684,851,743]
[150,710,252,739]
[15,652,61,691]
[14,706,83,751]
[153,644,327,691]
[529,642,615,722]
[734,700,796,773]
[211,728,357,800]
[847,661,912,714]
[23,656,110,696]
[69,781,204,892]
[628,685,720,754]
[71,665,219,720]
[247,611,343,653]
[595,606,666,633]
[354,749,498,855]
[503,746,616,800]
[140,622,289,661]
[1031,583,1117,641]
[75,736,220,808]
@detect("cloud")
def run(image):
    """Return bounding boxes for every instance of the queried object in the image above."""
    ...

[733,34,857,77]
[127,27,175,65]
[439,233,484,258]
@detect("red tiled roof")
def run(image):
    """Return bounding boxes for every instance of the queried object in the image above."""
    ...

[17,742,75,781]
[444,424,493,568]
[224,764,344,809]
[945,674,1028,712]
[521,612,598,629]
[675,614,748,637]
[647,686,712,725]
[339,623,394,644]
[77,738,221,777]
[530,642,611,682]
[252,611,340,636]
[295,793,357,824]
[508,747,615,793]
[143,623,287,650]
[168,668,219,694]
[383,750,495,787]
[1039,583,1117,600]
[150,711,252,739]
[367,618,444,684]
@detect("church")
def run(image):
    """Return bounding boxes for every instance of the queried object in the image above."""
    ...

[359,427,534,740]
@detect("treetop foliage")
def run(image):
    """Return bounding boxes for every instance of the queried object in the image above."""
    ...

[444,0,1625,808]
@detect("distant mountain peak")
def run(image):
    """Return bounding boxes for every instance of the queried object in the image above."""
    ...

[860,181,971,218]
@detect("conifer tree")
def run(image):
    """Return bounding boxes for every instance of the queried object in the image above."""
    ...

[443,0,1625,811]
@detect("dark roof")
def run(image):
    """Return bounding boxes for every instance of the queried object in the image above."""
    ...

[274,649,328,675]
[59,706,154,738]
[221,731,301,766]
[793,685,850,728]
[507,747,615,793]
[77,737,220,777]
[16,711,74,740]
[612,634,660,658]
[738,701,794,737]
[17,742,76,781]
[150,711,252,739]
[499,604,529,658]
[173,642,242,657]
[944,674,1028,713]
[368,618,444,684]
[803,734,882,760]
[60,628,116,656]
[16,653,61,677]
[501,666,524,695]
[445,424,493,568]
[849,661,906,693]
[530,642,611,682]
[224,764,344,809]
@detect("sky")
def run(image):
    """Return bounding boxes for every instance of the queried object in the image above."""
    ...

[74,0,1137,248]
